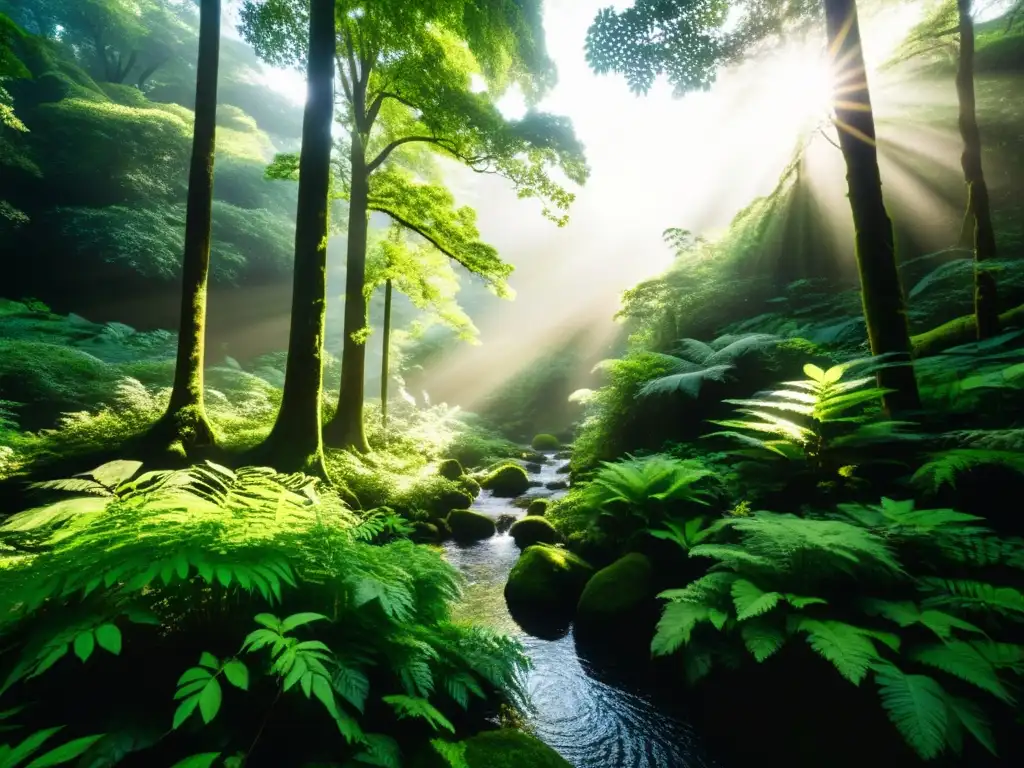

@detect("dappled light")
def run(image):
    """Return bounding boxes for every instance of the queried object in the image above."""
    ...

[2,0,1024,766]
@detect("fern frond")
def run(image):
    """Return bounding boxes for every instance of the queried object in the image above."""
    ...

[874,663,951,761]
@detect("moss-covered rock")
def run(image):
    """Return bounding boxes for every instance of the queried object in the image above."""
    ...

[556,462,570,474]
[480,463,530,498]
[504,544,593,615]
[447,509,496,542]
[526,499,548,516]
[509,516,559,548]
[410,521,440,544]
[524,461,542,473]
[531,433,561,451]
[576,553,653,628]
[433,487,474,517]
[437,458,464,480]
[459,475,481,498]
[414,729,571,768]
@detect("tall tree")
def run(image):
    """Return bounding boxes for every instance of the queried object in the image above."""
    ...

[250,0,335,475]
[242,0,588,453]
[586,0,921,412]
[149,0,220,457]
[955,0,999,338]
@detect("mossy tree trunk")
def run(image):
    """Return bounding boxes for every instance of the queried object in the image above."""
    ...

[254,0,334,476]
[823,0,921,413]
[380,278,393,438]
[324,132,371,452]
[956,0,1000,340]
[153,0,220,457]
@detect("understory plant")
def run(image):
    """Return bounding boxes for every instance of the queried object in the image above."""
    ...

[705,360,924,502]
[651,497,1024,761]
[0,461,528,767]
[578,453,719,547]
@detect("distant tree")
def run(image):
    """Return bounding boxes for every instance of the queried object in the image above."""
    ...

[250,0,335,475]
[586,0,921,412]
[241,0,588,453]
[895,0,1002,338]
[366,222,482,435]
[149,0,221,457]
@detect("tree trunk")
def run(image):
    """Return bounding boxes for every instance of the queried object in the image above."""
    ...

[150,0,220,456]
[956,0,1000,339]
[252,0,334,476]
[381,278,393,438]
[324,135,371,452]
[823,0,921,413]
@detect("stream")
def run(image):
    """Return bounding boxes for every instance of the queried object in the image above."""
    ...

[443,454,717,768]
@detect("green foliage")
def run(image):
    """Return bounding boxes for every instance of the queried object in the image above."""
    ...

[577,454,717,546]
[706,359,919,474]
[0,461,529,764]
[651,499,1024,760]
[636,334,780,398]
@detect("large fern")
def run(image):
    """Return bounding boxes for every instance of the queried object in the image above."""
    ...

[651,502,1024,760]
[0,462,529,766]
[636,333,780,398]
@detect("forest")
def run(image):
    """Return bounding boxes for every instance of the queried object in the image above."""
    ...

[0,0,1023,766]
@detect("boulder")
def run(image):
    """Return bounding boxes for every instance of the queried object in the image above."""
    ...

[480,463,530,497]
[526,499,548,516]
[556,462,571,474]
[495,513,517,533]
[505,544,593,615]
[576,553,654,629]
[524,461,542,473]
[545,480,568,491]
[459,476,482,498]
[447,509,496,542]
[432,488,474,518]
[531,433,561,451]
[510,516,559,548]
[437,458,464,480]
[410,521,440,544]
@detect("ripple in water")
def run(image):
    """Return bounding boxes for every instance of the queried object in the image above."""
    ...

[444,454,716,768]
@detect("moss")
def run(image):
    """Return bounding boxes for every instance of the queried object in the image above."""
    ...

[410,521,440,544]
[531,433,561,450]
[480,463,530,497]
[576,553,653,627]
[912,302,1024,357]
[437,457,464,480]
[526,499,548,516]
[414,730,571,768]
[504,544,593,613]
[458,475,481,498]
[447,509,496,542]
[509,516,559,548]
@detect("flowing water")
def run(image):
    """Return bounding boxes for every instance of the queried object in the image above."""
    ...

[443,455,717,768]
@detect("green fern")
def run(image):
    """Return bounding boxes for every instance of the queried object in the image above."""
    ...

[0,726,104,768]
[912,448,1024,492]
[636,333,780,398]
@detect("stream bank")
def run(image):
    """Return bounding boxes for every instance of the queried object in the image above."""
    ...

[443,454,717,768]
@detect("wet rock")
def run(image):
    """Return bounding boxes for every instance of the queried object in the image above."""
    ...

[524,461,542,473]
[447,509,496,542]
[510,516,559,548]
[495,513,517,533]
[545,480,569,491]
[526,499,548,516]
[527,480,543,488]
[556,462,571,474]
[480,463,530,497]
[505,544,593,619]
[410,521,440,544]
[576,553,654,630]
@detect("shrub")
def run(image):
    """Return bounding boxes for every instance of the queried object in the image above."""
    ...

[0,461,528,765]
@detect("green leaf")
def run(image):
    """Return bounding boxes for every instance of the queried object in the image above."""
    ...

[198,652,219,670]
[796,619,880,685]
[874,664,949,760]
[803,363,826,381]
[73,632,95,663]
[94,624,122,656]
[198,678,223,724]
[168,754,221,768]
[172,697,199,730]
[177,667,211,687]
[910,642,1012,702]
[740,622,786,662]
[946,695,997,756]
[731,579,781,621]
[280,612,330,632]
[2,727,63,767]
[23,735,105,768]
[222,660,249,691]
